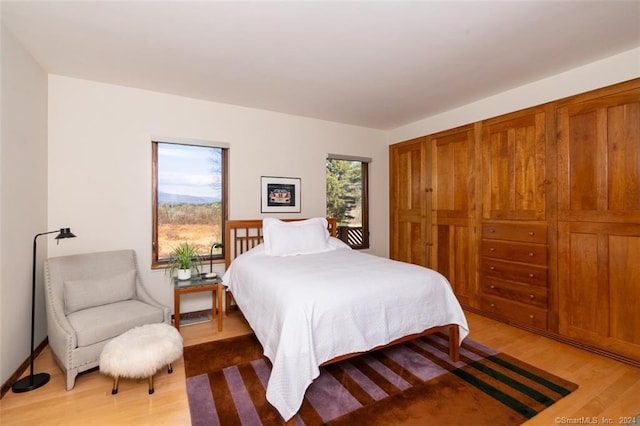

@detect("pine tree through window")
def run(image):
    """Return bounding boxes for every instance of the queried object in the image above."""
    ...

[326,156,369,249]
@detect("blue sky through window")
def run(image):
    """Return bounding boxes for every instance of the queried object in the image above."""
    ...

[157,143,222,203]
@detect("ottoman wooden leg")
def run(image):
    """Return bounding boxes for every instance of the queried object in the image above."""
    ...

[111,376,120,395]
[168,363,173,374]
[148,375,154,394]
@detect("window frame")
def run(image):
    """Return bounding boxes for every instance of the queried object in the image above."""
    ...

[151,140,228,269]
[326,155,370,250]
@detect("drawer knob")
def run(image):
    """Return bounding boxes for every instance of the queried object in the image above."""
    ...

[529,294,535,299]
[490,266,495,271]
[529,273,535,278]
[490,247,495,252]
[529,315,534,319]
[490,285,495,289]
[490,303,495,308]
[529,231,535,236]
[490,229,496,233]
[528,252,534,257]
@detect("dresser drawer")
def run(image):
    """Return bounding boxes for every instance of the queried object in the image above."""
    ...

[480,240,547,265]
[482,222,547,244]
[481,295,548,329]
[481,278,547,308]
[481,258,547,287]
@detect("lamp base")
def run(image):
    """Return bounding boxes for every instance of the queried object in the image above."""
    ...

[12,372,50,393]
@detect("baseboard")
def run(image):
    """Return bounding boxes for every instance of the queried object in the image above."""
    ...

[1,338,49,400]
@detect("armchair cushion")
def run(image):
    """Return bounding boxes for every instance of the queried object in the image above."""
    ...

[67,299,165,347]
[63,269,136,315]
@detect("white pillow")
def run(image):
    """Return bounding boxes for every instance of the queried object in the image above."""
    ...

[263,217,332,256]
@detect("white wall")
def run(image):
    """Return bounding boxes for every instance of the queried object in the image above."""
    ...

[0,27,49,386]
[47,75,388,313]
[389,47,640,143]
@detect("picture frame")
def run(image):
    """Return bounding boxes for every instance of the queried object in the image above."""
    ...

[261,176,301,213]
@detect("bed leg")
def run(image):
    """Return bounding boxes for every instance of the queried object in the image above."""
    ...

[449,325,460,363]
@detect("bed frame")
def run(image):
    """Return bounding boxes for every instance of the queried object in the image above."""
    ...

[224,218,460,422]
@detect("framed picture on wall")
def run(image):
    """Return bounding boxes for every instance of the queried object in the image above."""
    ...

[261,176,301,213]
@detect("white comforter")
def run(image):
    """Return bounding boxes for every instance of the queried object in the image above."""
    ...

[222,244,469,420]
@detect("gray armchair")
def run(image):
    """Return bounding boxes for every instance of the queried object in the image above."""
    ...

[44,249,170,390]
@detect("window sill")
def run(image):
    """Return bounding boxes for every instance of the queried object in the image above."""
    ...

[151,258,225,271]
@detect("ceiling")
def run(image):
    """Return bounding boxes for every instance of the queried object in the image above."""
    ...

[2,1,639,130]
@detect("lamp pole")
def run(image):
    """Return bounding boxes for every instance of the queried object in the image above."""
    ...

[12,228,76,393]
[210,242,223,273]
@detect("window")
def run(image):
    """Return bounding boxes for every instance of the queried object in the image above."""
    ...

[326,155,370,249]
[152,141,228,268]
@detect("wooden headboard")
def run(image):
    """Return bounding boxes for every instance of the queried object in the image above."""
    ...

[224,218,337,268]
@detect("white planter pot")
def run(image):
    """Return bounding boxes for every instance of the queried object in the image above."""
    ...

[177,269,192,280]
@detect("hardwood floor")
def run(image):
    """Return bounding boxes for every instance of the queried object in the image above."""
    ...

[1,311,638,425]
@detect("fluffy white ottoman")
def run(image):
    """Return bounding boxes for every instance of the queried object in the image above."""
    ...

[99,323,183,394]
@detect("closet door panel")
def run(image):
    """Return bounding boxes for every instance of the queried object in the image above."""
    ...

[397,146,423,211]
[433,131,472,217]
[436,221,473,306]
[431,125,477,307]
[559,221,640,359]
[389,138,429,267]
[565,110,599,212]
[482,110,546,221]
[395,221,427,266]
[609,234,640,346]
[608,101,640,212]
[558,89,640,222]
[558,226,606,337]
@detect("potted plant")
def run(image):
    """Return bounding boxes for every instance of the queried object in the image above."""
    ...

[166,242,203,280]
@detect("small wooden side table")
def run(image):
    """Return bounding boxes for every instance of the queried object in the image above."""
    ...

[173,275,223,332]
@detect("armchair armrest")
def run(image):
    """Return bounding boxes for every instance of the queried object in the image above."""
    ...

[44,273,78,355]
[135,277,171,323]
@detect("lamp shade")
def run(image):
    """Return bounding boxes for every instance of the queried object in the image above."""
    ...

[55,228,76,240]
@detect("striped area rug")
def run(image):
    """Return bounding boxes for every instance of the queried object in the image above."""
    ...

[184,333,577,425]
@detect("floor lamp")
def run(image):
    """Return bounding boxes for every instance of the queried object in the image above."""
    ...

[12,227,76,393]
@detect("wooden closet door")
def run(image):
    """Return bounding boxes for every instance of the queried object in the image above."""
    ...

[557,84,640,361]
[558,222,640,359]
[482,107,547,221]
[389,137,430,267]
[431,125,477,306]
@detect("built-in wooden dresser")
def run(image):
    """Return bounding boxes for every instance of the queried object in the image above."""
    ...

[479,221,548,330]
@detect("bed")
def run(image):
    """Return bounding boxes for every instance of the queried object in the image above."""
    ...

[221,217,469,422]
